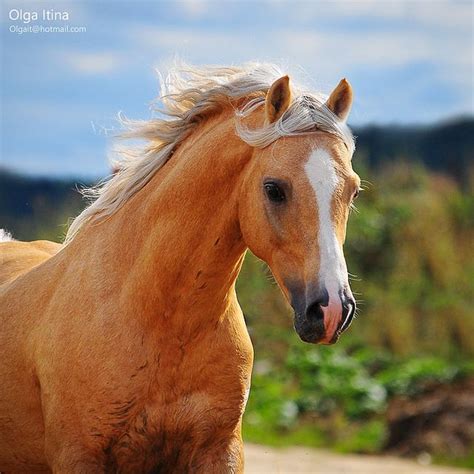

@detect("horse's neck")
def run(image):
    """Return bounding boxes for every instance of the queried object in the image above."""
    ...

[68,110,252,324]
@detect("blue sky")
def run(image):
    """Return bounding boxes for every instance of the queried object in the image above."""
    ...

[1,0,472,177]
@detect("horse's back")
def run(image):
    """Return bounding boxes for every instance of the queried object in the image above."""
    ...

[0,237,62,286]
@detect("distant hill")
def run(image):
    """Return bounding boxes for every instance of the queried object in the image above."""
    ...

[0,170,87,242]
[353,117,473,184]
[1,117,473,241]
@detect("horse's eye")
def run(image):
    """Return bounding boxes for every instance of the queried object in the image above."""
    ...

[264,182,286,202]
[353,188,360,200]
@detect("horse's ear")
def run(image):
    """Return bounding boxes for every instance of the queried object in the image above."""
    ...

[325,78,353,121]
[265,75,292,124]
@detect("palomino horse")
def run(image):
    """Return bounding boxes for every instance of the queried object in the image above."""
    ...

[0,63,360,473]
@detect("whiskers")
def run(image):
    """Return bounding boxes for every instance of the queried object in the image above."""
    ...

[349,202,360,214]
[261,261,278,287]
[352,295,365,320]
[349,285,364,319]
[348,272,361,282]
[353,306,362,320]
[350,180,373,214]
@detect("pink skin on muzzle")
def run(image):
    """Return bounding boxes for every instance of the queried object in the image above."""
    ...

[320,299,343,344]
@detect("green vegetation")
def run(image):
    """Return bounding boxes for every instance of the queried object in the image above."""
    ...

[242,343,473,452]
[1,119,473,467]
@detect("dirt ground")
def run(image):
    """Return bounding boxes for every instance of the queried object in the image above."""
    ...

[244,444,471,474]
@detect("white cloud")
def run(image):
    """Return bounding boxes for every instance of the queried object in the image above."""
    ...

[278,0,472,33]
[178,0,209,19]
[127,22,471,82]
[3,98,112,124]
[59,51,127,76]
[124,17,472,124]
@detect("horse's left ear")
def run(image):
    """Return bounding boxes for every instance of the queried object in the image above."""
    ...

[325,78,353,122]
[265,75,292,124]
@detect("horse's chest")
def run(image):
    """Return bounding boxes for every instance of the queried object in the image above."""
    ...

[100,320,252,472]
[105,391,244,473]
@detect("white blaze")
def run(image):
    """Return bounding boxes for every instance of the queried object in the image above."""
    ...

[304,148,348,301]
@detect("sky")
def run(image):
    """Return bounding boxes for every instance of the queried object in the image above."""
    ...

[1,0,473,177]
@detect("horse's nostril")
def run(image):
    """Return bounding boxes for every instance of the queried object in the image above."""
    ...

[340,297,356,332]
[305,301,324,322]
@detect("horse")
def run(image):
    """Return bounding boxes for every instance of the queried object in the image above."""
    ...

[0,63,360,473]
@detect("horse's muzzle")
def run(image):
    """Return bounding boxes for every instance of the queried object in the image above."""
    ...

[292,288,356,344]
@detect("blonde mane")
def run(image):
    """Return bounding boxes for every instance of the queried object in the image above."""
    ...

[65,62,354,243]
